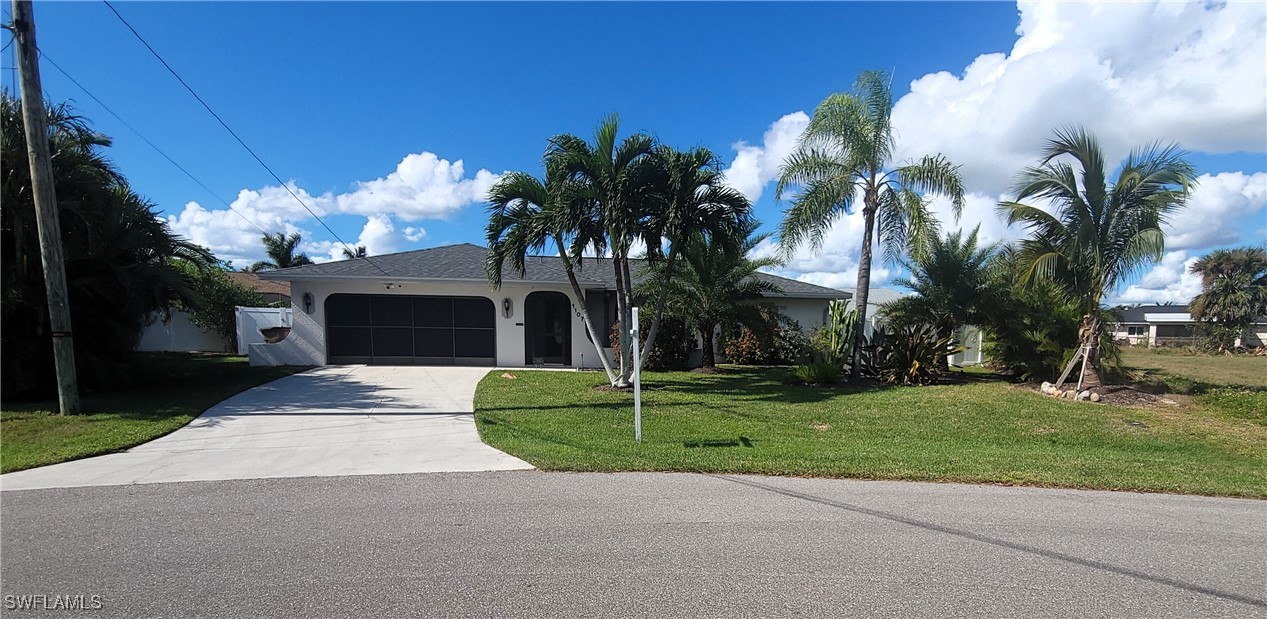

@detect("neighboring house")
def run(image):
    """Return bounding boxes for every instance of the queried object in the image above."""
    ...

[837,286,988,366]
[837,286,908,338]
[1110,304,1267,347]
[228,271,291,305]
[252,243,846,368]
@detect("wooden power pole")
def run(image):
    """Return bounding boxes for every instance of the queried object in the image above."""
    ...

[10,0,79,414]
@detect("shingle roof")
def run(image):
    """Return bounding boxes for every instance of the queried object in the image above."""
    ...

[1115,304,1267,324]
[227,271,291,297]
[258,242,848,299]
[1117,305,1191,322]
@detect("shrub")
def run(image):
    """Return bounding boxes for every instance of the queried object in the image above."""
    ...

[174,262,265,352]
[868,324,965,385]
[723,307,810,365]
[609,314,694,371]
[809,300,856,368]
[792,361,844,385]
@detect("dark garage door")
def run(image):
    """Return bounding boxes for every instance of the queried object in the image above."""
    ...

[325,294,496,366]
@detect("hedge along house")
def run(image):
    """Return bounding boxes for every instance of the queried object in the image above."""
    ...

[251,243,847,368]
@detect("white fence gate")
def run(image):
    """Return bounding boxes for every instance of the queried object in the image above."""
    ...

[235,306,293,355]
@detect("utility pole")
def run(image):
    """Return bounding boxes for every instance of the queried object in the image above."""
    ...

[10,0,79,414]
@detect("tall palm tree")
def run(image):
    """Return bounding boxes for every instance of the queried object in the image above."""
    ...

[637,145,752,370]
[341,245,368,259]
[883,226,997,369]
[548,115,658,386]
[1000,127,1196,385]
[1189,246,1267,347]
[485,160,620,384]
[776,70,965,380]
[2,93,210,396]
[250,232,314,272]
[642,222,781,368]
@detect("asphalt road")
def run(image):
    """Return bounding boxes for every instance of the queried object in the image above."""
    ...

[2,472,1264,618]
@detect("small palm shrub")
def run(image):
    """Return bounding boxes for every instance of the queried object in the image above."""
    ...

[869,324,965,385]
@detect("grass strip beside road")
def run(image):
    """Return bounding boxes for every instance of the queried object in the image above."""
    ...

[1,353,305,473]
[475,367,1267,498]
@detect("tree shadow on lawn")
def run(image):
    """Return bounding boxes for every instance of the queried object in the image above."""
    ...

[645,372,894,405]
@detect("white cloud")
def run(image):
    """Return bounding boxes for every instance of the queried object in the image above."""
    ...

[729,0,1264,290]
[403,227,427,243]
[1165,172,1267,251]
[721,112,810,203]
[891,0,1267,196]
[1115,250,1203,305]
[754,206,895,293]
[335,152,499,222]
[165,150,495,266]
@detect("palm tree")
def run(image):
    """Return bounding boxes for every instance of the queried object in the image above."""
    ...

[1189,246,1267,347]
[341,245,368,259]
[1,93,210,396]
[548,115,658,386]
[250,232,314,272]
[486,160,620,384]
[637,145,752,370]
[642,221,781,368]
[776,70,966,381]
[999,127,1196,385]
[882,226,997,369]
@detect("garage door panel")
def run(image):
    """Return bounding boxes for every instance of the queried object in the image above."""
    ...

[371,297,413,327]
[328,326,373,357]
[372,327,414,357]
[453,298,496,328]
[326,296,371,326]
[414,328,455,357]
[413,297,453,327]
[454,328,495,358]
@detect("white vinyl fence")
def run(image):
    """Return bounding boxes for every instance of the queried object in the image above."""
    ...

[235,306,293,355]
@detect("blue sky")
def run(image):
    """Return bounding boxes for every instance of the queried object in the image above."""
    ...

[5,1,1265,303]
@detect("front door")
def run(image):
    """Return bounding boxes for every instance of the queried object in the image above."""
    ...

[524,292,571,366]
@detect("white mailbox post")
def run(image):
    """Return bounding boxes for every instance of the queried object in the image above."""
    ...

[631,306,642,443]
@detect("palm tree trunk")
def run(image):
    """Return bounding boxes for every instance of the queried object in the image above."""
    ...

[699,321,717,368]
[1079,312,1104,388]
[850,204,877,381]
[612,254,632,388]
[558,242,618,385]
[638,250,678,373]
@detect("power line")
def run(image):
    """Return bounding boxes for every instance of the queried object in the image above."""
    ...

[38,48,267,235]
[101,0,390,276]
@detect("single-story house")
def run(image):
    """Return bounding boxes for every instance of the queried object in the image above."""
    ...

[251,243,847,368]
[1110,304,1267,347]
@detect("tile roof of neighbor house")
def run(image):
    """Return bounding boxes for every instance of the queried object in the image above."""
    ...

[228,271,292,297]
[257,242,849,299]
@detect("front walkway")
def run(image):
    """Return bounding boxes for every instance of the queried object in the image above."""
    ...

[0,366,532,491]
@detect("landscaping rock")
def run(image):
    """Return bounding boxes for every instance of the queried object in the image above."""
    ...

[1076,390,1090,401]
[1041,381,1053,394]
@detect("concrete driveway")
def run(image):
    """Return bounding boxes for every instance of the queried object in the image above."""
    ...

[0,366,532,491]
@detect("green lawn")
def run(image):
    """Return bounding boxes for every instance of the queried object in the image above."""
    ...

[1,353,305,473]
[475,367,1267,497]
[1121,346,1267,392]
